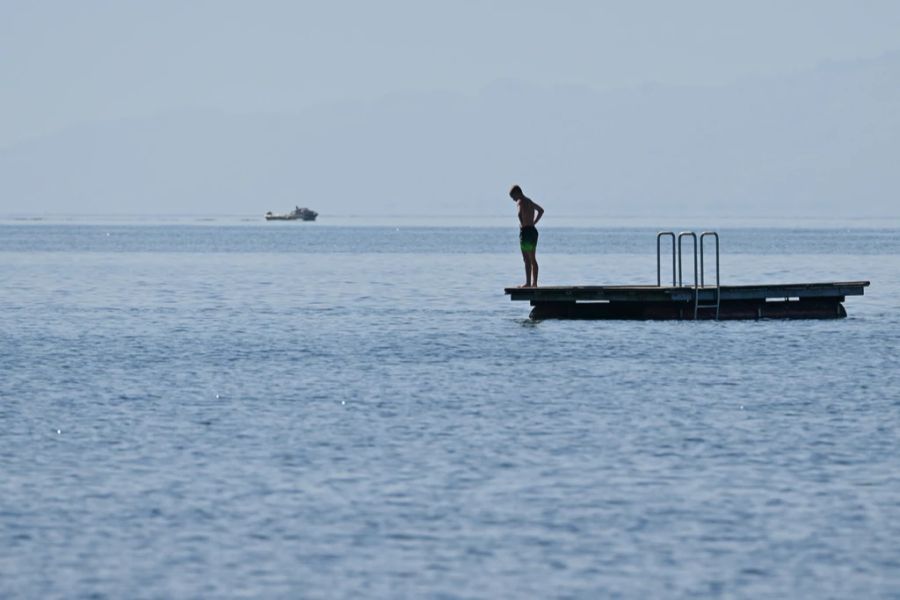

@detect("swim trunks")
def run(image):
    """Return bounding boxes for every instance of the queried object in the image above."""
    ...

[520,226,539,252]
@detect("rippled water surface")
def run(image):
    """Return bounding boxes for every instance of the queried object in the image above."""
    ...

[2,224,899,598]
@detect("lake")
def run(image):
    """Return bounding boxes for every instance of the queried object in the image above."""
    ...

[1,220,899,598]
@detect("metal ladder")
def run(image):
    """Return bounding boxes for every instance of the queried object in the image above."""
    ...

[657,230,721,319]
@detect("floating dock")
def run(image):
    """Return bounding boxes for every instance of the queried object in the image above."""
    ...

[506,281,869,320]
[505,231,870,320]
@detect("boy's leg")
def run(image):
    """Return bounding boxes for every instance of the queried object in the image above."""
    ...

[529,251,538,287]
[521,250,532,286]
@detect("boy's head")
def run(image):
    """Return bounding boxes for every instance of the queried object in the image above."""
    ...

[509,185,523,200]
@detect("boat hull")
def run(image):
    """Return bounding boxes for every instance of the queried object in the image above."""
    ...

[264,215,316,221]
[265,207,317,221]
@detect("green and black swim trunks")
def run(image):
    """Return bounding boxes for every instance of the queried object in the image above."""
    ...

[519,226,539,252]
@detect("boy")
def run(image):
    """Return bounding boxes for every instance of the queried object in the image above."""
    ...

[509,185,544,287]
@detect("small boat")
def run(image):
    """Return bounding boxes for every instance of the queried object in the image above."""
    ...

[265,206,318,221]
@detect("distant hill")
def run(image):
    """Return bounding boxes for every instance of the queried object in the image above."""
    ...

[2,53,898,217]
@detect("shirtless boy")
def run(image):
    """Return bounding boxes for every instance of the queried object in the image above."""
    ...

[509,185,544,287]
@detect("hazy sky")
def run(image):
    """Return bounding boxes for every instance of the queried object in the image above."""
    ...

[4,0,900,146]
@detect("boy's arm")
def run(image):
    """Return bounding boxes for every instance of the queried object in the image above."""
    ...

[532,202,544,225]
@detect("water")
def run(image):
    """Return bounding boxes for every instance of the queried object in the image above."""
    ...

[2,223,899,598]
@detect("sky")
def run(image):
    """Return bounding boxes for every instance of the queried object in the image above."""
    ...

[2,1,900,218]
[4,0,900,146]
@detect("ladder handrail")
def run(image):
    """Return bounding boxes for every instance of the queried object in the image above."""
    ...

[677,232,698,289]
[699,231,721,320]
[699,232,720,288]
[656,231,676,286]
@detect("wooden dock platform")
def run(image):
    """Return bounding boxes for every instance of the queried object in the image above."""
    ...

[505,281,870,320]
